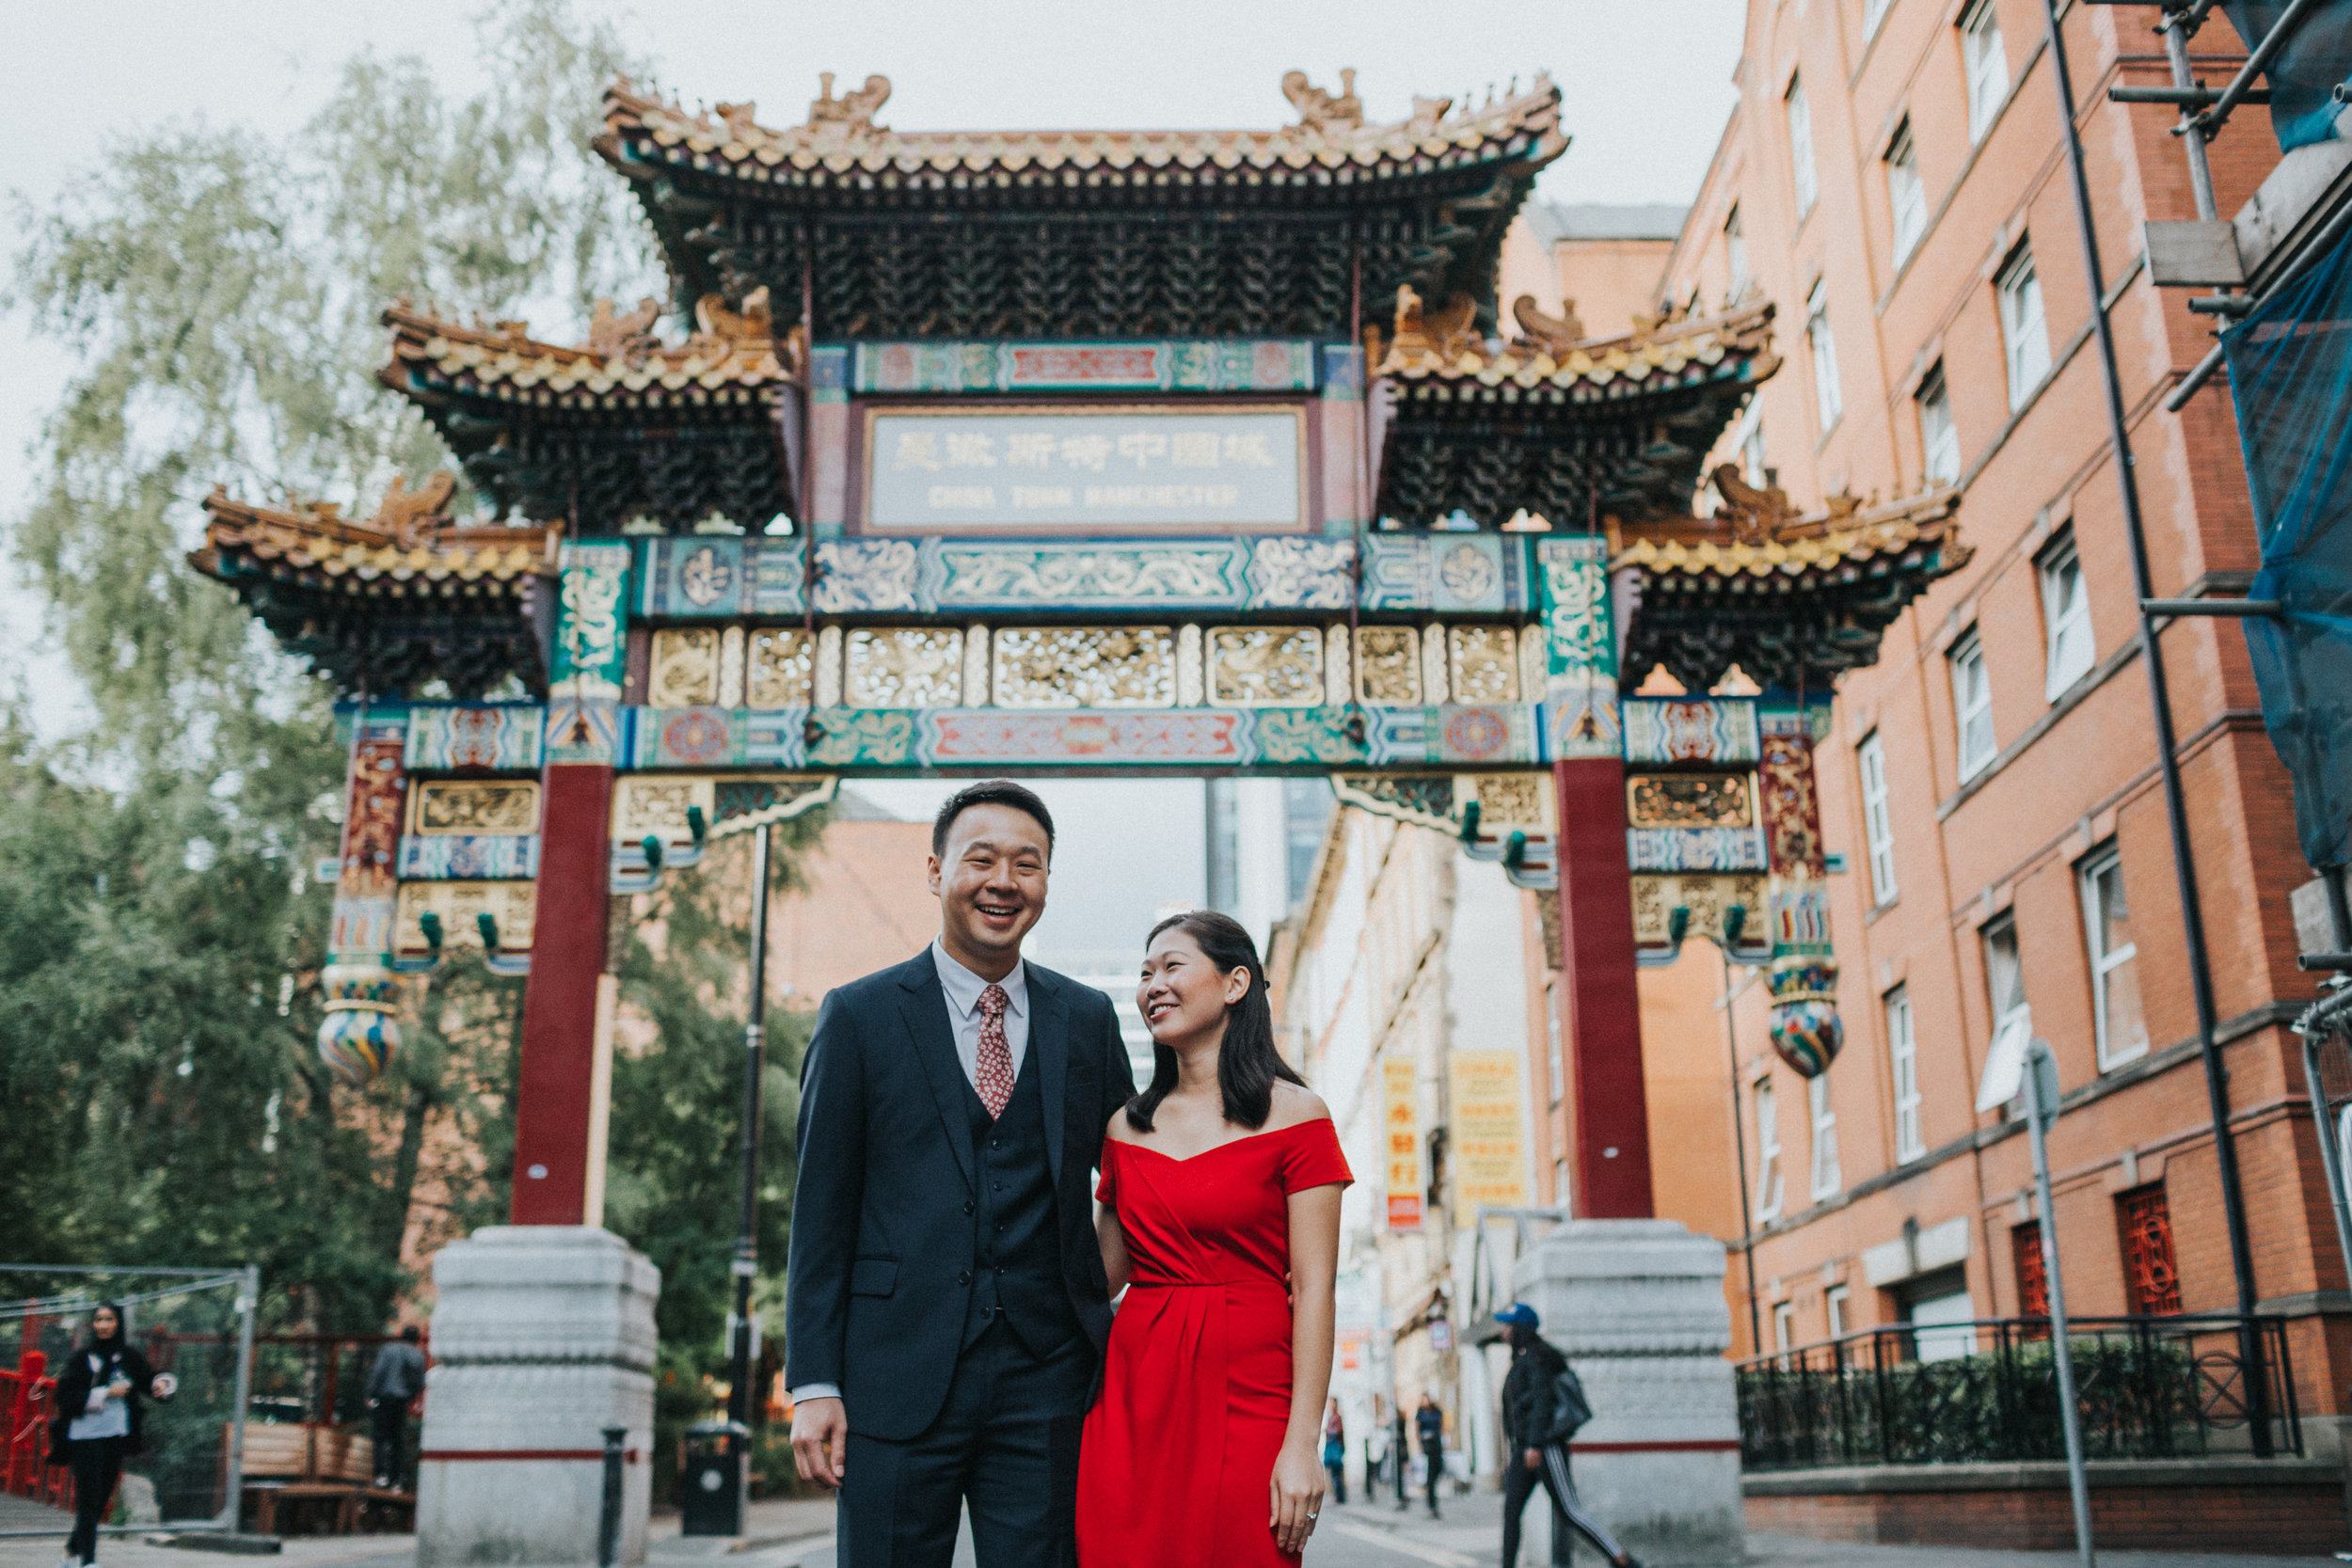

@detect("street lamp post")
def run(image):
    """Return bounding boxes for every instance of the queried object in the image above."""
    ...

[727,824,774,1433]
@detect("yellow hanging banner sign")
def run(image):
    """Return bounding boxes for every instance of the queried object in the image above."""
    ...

[1448,1049,1528,1224]
[1382,1054,1423,1232]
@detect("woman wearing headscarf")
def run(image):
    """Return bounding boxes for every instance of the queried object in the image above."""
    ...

[47,1304,175,1568]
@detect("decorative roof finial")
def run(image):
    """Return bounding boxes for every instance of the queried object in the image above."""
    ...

[1280,69,1364,132]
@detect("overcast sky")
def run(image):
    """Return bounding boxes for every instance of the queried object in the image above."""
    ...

[0,1,1744,943]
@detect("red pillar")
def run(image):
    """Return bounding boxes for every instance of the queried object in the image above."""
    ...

[1554,755,1654,1219]
[510,762,613,1223]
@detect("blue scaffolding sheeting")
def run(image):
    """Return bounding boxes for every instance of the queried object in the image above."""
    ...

[2222,222,2352,867]
[2221,3,2352,151]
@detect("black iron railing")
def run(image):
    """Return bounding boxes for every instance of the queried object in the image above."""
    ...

[1735,1315,2300,1470]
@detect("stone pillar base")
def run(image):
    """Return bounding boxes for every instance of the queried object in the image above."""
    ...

[1511,1219,1742,1567]
[418,1227,660,1568]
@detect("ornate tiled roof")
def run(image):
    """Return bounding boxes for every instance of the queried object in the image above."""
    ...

[1616,470,1972,691]
[381,293,798,408]
[193,478,557,698]
[195,476,557,592]
[598,70,1564,188]
[1374,290,1779,397]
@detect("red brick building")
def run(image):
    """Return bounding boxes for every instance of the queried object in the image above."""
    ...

[1631,0,2341,1450]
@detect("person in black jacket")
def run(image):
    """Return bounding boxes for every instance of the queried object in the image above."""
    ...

[784,782,1136,1568]
[1413,1393,1445,1517]
[47,1304,175,1568]
[1494,1304,1639,1568]
[364,1327,427,1490]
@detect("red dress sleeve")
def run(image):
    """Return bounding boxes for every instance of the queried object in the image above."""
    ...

[1095,1141,1120,1204]
[1280,1118,1353,1193]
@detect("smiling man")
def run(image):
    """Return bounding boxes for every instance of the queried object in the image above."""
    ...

[786,779,1137,1568]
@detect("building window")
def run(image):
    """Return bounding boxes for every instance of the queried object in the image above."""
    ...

[1808,1072,1842,1200]
[2117,1187,2183,1315]
[1859,732,1899,905]
[1918,364,1962,486]
[1997,243,2051,411]
[1725,205,1751,302]
[1886,122,1928,264]
[1545,980,1565,1108]
[2012,1221,2051,1317]
[1733,395,1768,487]
[1754,1078,1785,1222]
[2039,530,2096,696]
[1963,0,2010,142]
[1826,1283,1851,1338]
[1865,0,1895,38]
[1949,631,1995,780]
[1553,1156,1569,1207]
[1806,280,1843,434]
[1772,1299,1796,1355]
[1984,912,2026,1027]
[2082,846,2150,1069]
[1788,77,1819,218]
[1886,987,1924,1162]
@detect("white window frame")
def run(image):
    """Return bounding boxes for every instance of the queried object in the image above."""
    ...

[1807,280,1843,434]
[1886,987,1924,1162]
[1827,1283,1851,1338]
[1788,77,1820,218]
[1772,1299,1796,1355]
[1950,631,1996,780]
[1918,364,1962,486]
[1963,0,2010,143]
[1984,913,2026,1025]
[1546,979,1565,1107]
[1808,1072,1842,1200]
[2039,531,2095,697]
[1997,243,2050,410]
[1733,395,1768,487]
[1754,1077,1786,1222]
[1887,123,1928,264]
[1859,732,1899,905]
[1725,205,1751,302]
[2082,847,2151,1069]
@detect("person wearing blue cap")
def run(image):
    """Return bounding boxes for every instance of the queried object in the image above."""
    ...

[1494,1304,1639,1568]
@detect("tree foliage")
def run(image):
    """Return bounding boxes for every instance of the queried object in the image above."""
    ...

[0,3,796,1354]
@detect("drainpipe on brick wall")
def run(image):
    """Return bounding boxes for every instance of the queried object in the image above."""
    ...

[2038,0,2270,1455]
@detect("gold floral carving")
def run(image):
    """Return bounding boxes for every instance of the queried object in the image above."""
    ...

[747,628,813,706]
[993,626,1175,708]
[1627,773,1753,829]
[1466,773,1551,832]
[1354,626,1422,705]
[1629,874,1766,945]
[1448,626,1520,703]
[649,627,722,706]
[1420,624,1451,705]
[612,776,717,844]
[718,626,748,706]
[410,780,541,835]
[846,627,964,707]
[816,626,844,705]
[394,880,538,954]
[1208,626,1323,707]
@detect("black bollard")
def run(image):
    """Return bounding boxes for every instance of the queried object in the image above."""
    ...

[598,1425,628,1568]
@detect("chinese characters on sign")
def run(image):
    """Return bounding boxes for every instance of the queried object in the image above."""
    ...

[1448,1050,1528,1223]
[866,408,1304,531]
[1383,1054,1424,1232]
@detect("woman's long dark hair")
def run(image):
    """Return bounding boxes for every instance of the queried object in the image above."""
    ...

[87,1301,125,1351]
[1125,909,1305,1132]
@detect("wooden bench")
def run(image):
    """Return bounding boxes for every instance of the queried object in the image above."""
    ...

[232,1424,413,1535]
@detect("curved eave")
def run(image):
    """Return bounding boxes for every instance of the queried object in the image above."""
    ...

[1384,351,1771,412]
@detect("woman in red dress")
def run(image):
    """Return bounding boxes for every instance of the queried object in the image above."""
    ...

[1077,910,1351,1567]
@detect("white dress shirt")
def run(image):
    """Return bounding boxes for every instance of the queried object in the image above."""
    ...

[930,937,1030,1090]
[788,941,1031,1410]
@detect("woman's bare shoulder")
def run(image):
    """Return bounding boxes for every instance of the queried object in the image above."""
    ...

[1104,1104,1141,1144]
[1264,1080,1331,1132]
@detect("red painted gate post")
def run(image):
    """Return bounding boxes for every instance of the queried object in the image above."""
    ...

[1536,536,1654,1219]
[512,542,630,1226]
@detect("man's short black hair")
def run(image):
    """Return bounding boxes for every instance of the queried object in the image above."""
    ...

[400,1325,421,1343]
[932,779,1055,860]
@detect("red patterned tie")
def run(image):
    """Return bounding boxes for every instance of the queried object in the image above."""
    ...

[975,983,1015,1118]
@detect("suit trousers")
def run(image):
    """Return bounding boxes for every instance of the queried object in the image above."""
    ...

[837,1321,1093,1568]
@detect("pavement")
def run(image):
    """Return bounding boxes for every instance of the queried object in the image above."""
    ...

[1,1487,2344,1568]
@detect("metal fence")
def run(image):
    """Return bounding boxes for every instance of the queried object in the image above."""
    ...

[1736,1314,2300,1471]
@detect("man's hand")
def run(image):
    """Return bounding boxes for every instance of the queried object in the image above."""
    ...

[791,1397,848,1490]
[1523,1448,1542,1470]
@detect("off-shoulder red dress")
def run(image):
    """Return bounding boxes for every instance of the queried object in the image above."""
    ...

[1075,1117,1353,1568]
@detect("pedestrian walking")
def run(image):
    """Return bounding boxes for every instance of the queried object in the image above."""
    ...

[1391,1405,1409,1509]
[46,1304,175,1568]
[365,1326,427,1490]
[1414,1393,1445,1518]
[1494,1304,1640,1568]
[1364,1396,1390,1499]
[1321,1399,1347,1505]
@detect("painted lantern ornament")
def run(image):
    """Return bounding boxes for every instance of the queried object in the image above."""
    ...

[318,963,401,1085]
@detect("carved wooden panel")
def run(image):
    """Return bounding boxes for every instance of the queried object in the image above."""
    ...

[746,627,813,706]
[992,626,1175,708]
[648,627,722,707]
[1354,626,1422,705]
[845,627,964,707]
[1448,625,1520,704]
[1627,772,1754,830]
[408,780,542,835]
[1208,626,1322,706]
